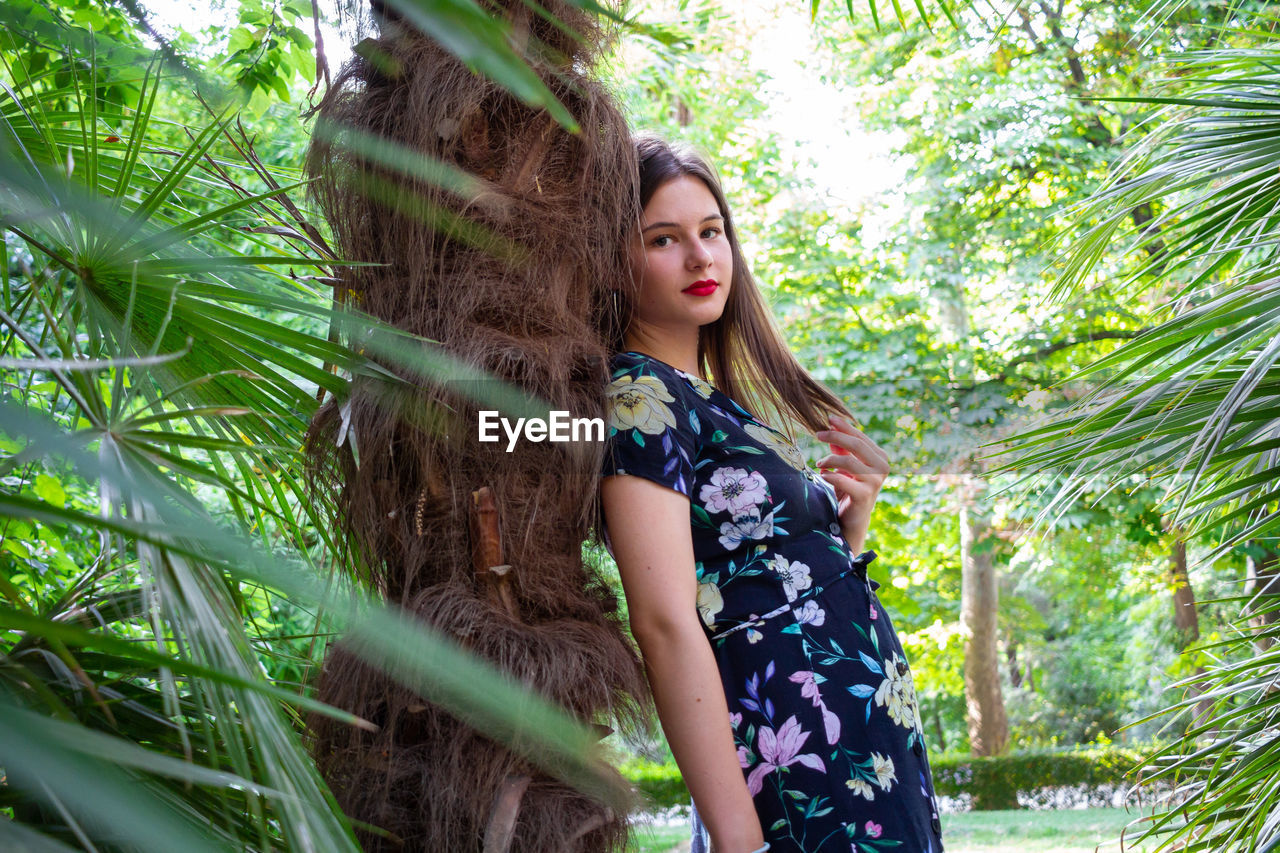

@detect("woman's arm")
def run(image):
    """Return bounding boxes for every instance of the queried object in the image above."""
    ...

[602,474,765,853]
[816,414,890,553]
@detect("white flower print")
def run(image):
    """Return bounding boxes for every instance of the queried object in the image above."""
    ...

[700,467,768,516]
[874,652,921,731]
[792,599,825,626]
[717,509,775,551]
[769,554,812,602]
[675,368,716,400]
[604,374,678,434]
[696,582,723,628]
[871,752,897,792]
[845,777,875,801]
[744,422,807,471]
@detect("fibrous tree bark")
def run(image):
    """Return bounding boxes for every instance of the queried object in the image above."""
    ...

[302,3,651,850]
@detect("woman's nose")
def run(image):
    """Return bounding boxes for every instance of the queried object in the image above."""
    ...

[686,240,713,270]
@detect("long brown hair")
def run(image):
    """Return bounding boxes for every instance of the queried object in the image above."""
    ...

[620,134,855,442]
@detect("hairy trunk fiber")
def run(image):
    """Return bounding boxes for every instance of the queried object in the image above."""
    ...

[303,4,650,850]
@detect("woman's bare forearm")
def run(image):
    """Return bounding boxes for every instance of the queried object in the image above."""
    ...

[634,620,764,853]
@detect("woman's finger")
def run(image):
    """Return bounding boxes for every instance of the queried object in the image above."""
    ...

[820,469,882,502]
[819,419,889,468]
[817,453,879,478]
[817,433,889,475]
[831,416,890,466]
[847,440,889,473]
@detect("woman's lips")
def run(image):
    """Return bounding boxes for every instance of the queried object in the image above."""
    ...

[683,280,718,296]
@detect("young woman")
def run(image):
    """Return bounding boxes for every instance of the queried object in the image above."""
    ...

[600,136,944,853]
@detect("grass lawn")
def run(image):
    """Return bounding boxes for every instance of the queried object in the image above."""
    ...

[628,807,1160,853]
[941,807,1158,852]
[628,822,694,853]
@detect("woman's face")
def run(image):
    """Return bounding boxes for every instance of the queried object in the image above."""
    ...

[628,175,733,338]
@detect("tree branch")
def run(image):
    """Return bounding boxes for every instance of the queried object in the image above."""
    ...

[1002,329,1152,373]
[1037,0,1086,87]
[1016,5,1047,53]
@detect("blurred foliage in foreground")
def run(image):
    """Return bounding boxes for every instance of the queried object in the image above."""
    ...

[0,1,633,849]
[4,0,1280,850]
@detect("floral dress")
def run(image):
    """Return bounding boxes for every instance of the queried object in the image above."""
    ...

[602,350,944,853]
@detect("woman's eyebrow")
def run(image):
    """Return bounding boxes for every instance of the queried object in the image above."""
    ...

[641,213,724,233]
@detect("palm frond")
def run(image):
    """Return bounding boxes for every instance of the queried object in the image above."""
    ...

[1,34,627,851]
[1115,588,1280,852]
[1052,41,1280,302]
[997,37,1280,559]
[996,31,1280,853]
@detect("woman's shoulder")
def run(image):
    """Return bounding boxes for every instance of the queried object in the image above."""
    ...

[608,351,717,405]
[602,352,701,495]
[606,351,691,430]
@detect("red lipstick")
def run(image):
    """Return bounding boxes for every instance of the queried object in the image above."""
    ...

[683,279,718,296]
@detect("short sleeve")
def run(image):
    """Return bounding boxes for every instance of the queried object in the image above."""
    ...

[602,358,699,498]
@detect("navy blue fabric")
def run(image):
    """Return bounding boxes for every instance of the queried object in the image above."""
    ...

[603,351,944,853]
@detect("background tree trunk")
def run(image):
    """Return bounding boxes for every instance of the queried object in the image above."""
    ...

[960,486,1012,809]
[1245,541,1280,654]
[960,483,1009,758]
[1169,537,1200,649]
[1167,534,1215,728]
[1006,641,1023,689]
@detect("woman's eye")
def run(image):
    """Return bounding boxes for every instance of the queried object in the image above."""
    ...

[651,235,673,248]
[701,228,721,239]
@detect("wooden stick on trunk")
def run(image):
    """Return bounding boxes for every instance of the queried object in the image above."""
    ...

[482,772,532,853]
[470,485,519,618]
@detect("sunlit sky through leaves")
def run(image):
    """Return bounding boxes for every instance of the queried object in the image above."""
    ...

[733,0,905,208]
[141,0,905,244]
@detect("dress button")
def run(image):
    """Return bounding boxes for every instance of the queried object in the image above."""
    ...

[931,816,942,835]
[912,740,923,757]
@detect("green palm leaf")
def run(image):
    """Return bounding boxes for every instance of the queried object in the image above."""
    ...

[996,31,1280,853]
[999,36,1280,557]
[1,33,627,852]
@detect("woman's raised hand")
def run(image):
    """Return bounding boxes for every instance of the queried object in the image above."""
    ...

[814,414,890,553]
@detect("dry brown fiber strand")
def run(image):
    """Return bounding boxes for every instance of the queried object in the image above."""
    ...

[303,1,653,851]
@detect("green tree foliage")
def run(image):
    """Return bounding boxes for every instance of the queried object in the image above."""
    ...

[665,0,1267,763]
